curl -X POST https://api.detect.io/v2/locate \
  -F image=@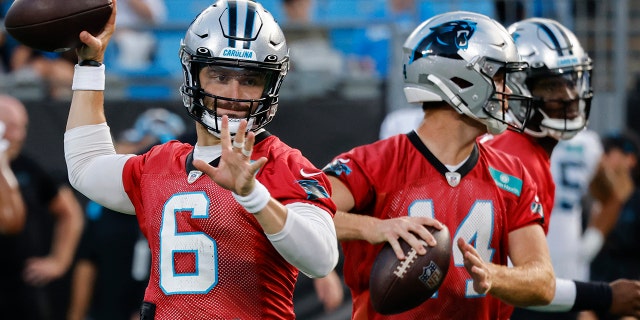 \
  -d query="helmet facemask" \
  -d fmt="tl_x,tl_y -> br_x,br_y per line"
521,69 -> 592,140
470,56 -> 534,134
508,17 -> 593,140
181,58 -> 286,137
